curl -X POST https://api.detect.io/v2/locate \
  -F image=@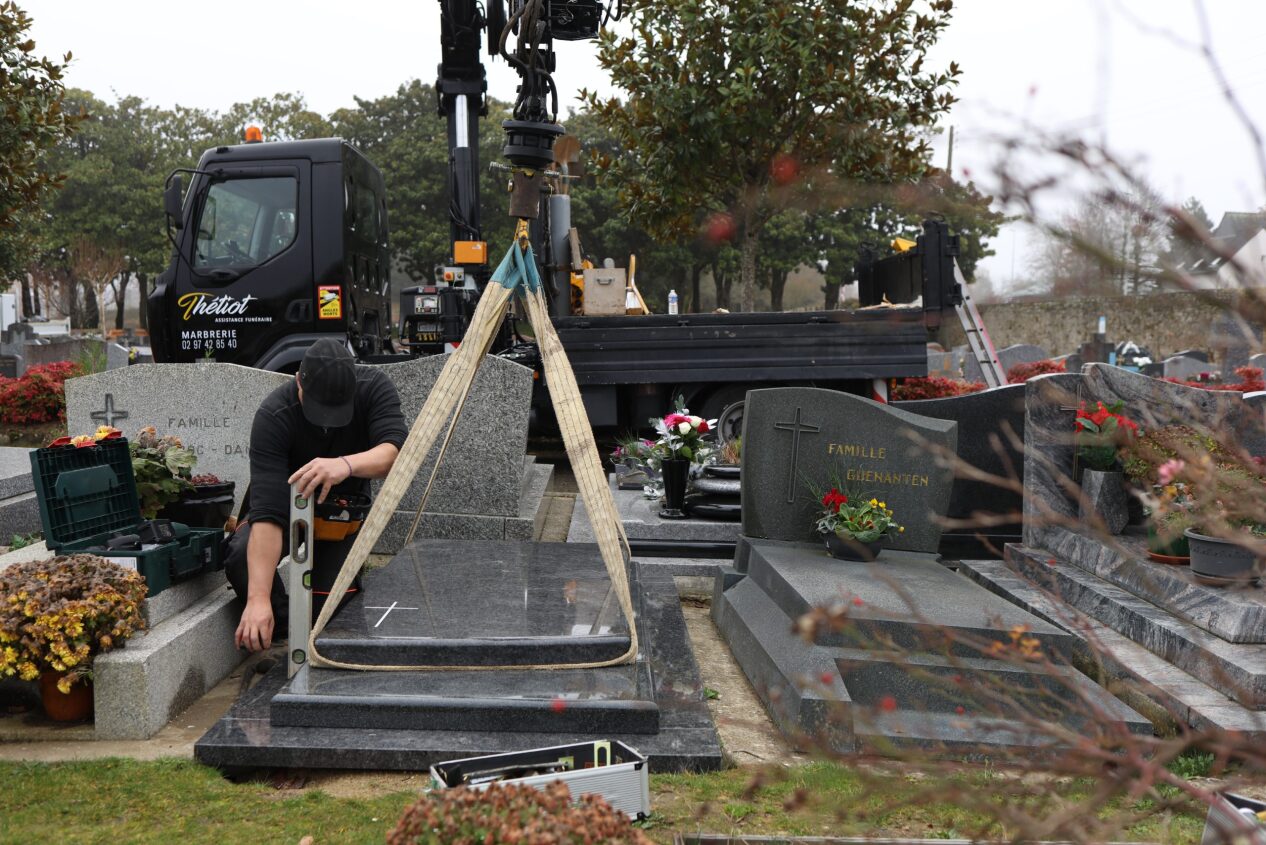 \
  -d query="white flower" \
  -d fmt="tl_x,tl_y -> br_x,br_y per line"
688,416 -> 703,427
677,421 -> 691,435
